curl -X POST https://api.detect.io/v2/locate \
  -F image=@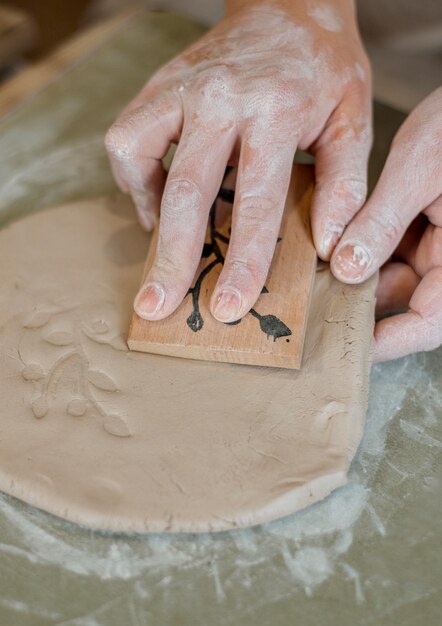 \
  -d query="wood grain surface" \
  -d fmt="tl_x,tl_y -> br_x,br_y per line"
128,164 -> 317,369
